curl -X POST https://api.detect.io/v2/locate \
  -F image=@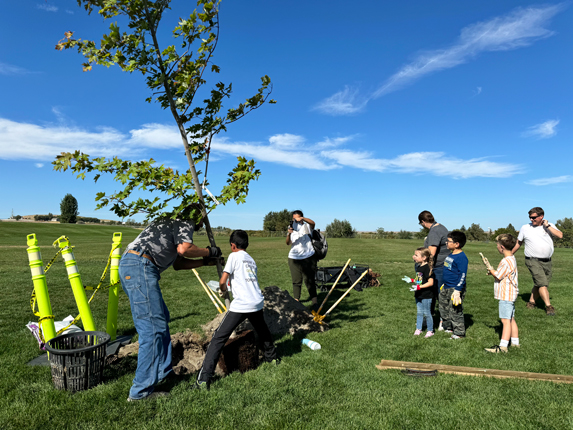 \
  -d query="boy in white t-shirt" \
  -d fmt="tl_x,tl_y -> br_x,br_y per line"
484,234 -> 519,353
192,230 -> 278,390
